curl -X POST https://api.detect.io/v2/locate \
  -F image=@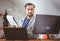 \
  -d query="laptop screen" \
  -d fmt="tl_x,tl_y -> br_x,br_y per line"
33,14 -> 60,34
